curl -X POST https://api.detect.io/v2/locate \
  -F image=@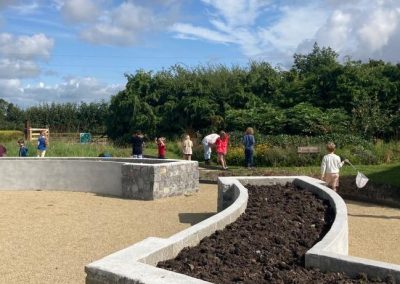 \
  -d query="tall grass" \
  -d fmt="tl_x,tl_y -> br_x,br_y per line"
0,140 -> 183,158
